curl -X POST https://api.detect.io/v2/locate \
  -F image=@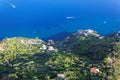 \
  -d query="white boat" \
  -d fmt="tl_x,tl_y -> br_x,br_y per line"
66,16 -> 76,19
